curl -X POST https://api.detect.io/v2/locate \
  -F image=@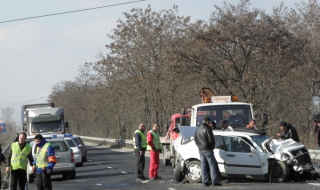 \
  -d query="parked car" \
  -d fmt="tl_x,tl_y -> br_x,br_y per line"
28,138 -> 76,180
173,126 -> 319,183
64,137 -> 83,166
69,135 -> 88,162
